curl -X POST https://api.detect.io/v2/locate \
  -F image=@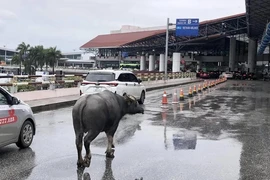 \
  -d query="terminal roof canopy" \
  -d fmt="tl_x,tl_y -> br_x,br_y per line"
246,0 -> 270,38
80,13 -> 247,51
80,30 -> 166,49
